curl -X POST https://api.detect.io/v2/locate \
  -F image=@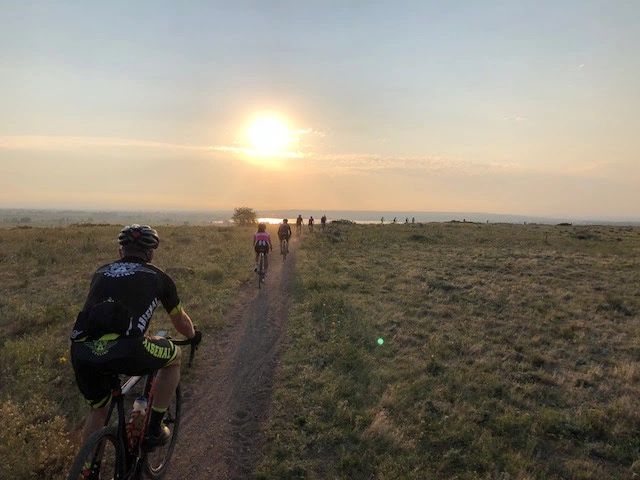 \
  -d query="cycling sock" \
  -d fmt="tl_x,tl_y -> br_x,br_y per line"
83,460 -> 100,474
148,406 -> 167,436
